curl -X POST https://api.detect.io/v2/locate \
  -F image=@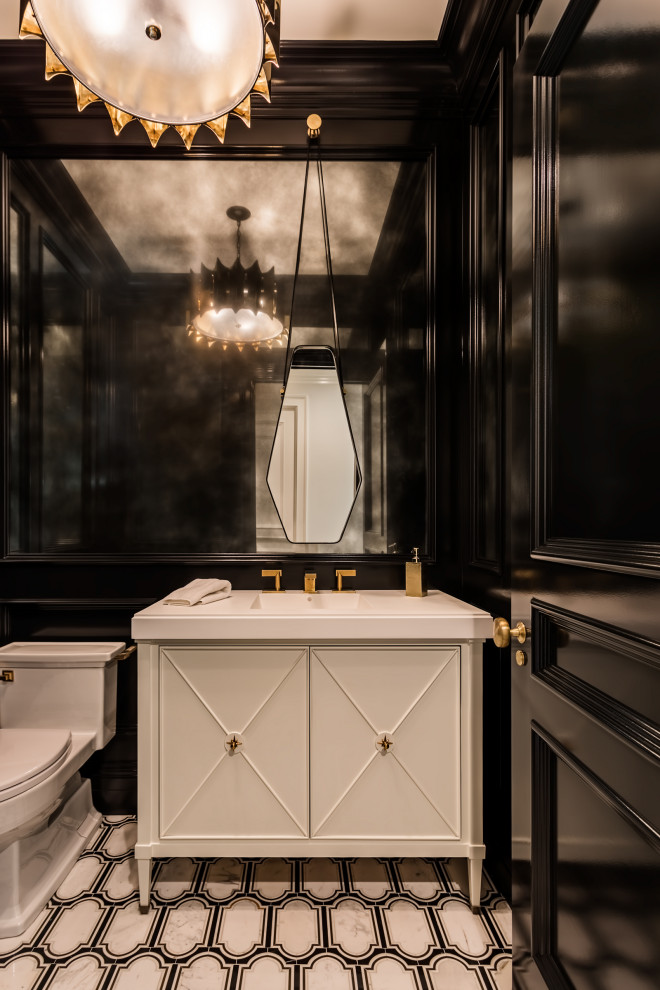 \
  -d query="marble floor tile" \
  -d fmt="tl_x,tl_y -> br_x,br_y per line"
347,858 -> 391,900
44,901 -> 105,958
304,955 -> 355,990
303,858 -> 342,900
427,957 -> 485,989
435,900 -> 493,957
217,898 -> 265,956
365,956 -> 419,990
203,858 -> 244,901
0,817 -> 511,990
109,955 -> 168,990
100,820 -> 137,858
43,954 -> 105,990
159,900 -> 212,957
395,859 -> 442,900
154,858 -> 197,900
103,859 -> 140,901
0,953 -> 45,990
239,955 -> 290,990
275,900 -> 320,957
102,901 -> 158,957
252,858 -> 292,900
490,898 -> 512,946
329,899 -> 378,957
383,900 -> 435,957
55,856 -> 104,901
490,957 -> 513,990
173,954 -> 230,990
